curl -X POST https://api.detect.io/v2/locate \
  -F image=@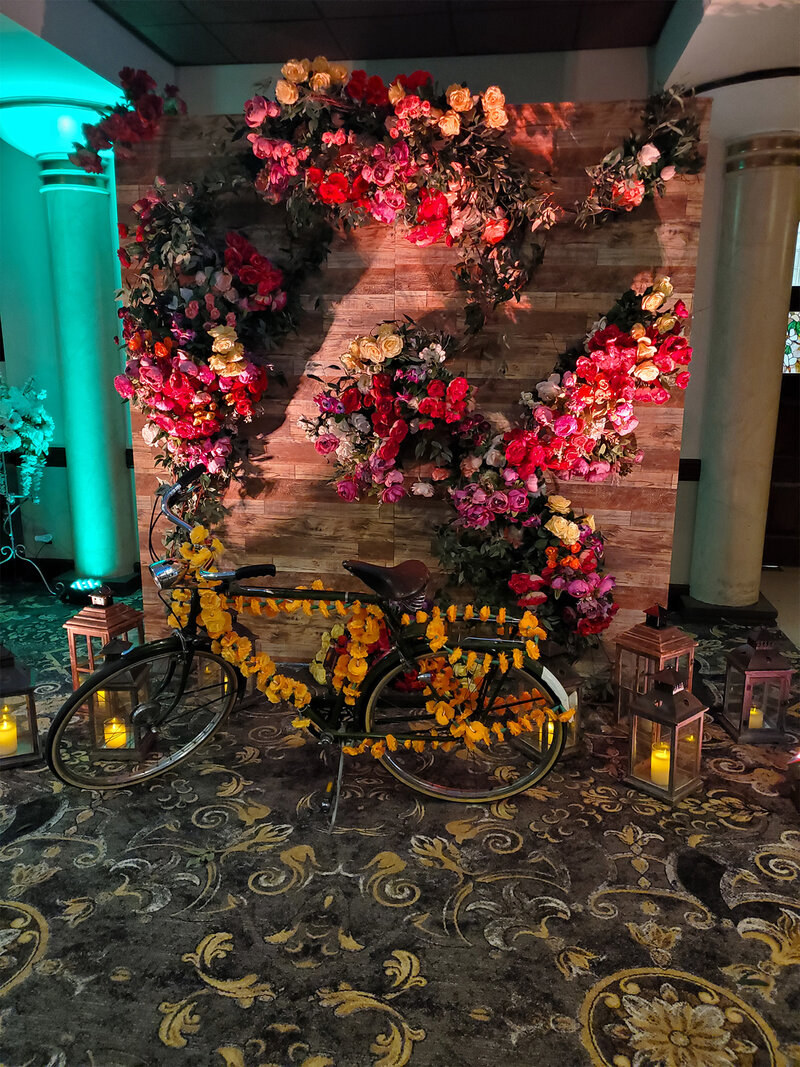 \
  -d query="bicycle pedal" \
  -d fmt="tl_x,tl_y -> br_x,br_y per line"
320,779 -> 334,812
